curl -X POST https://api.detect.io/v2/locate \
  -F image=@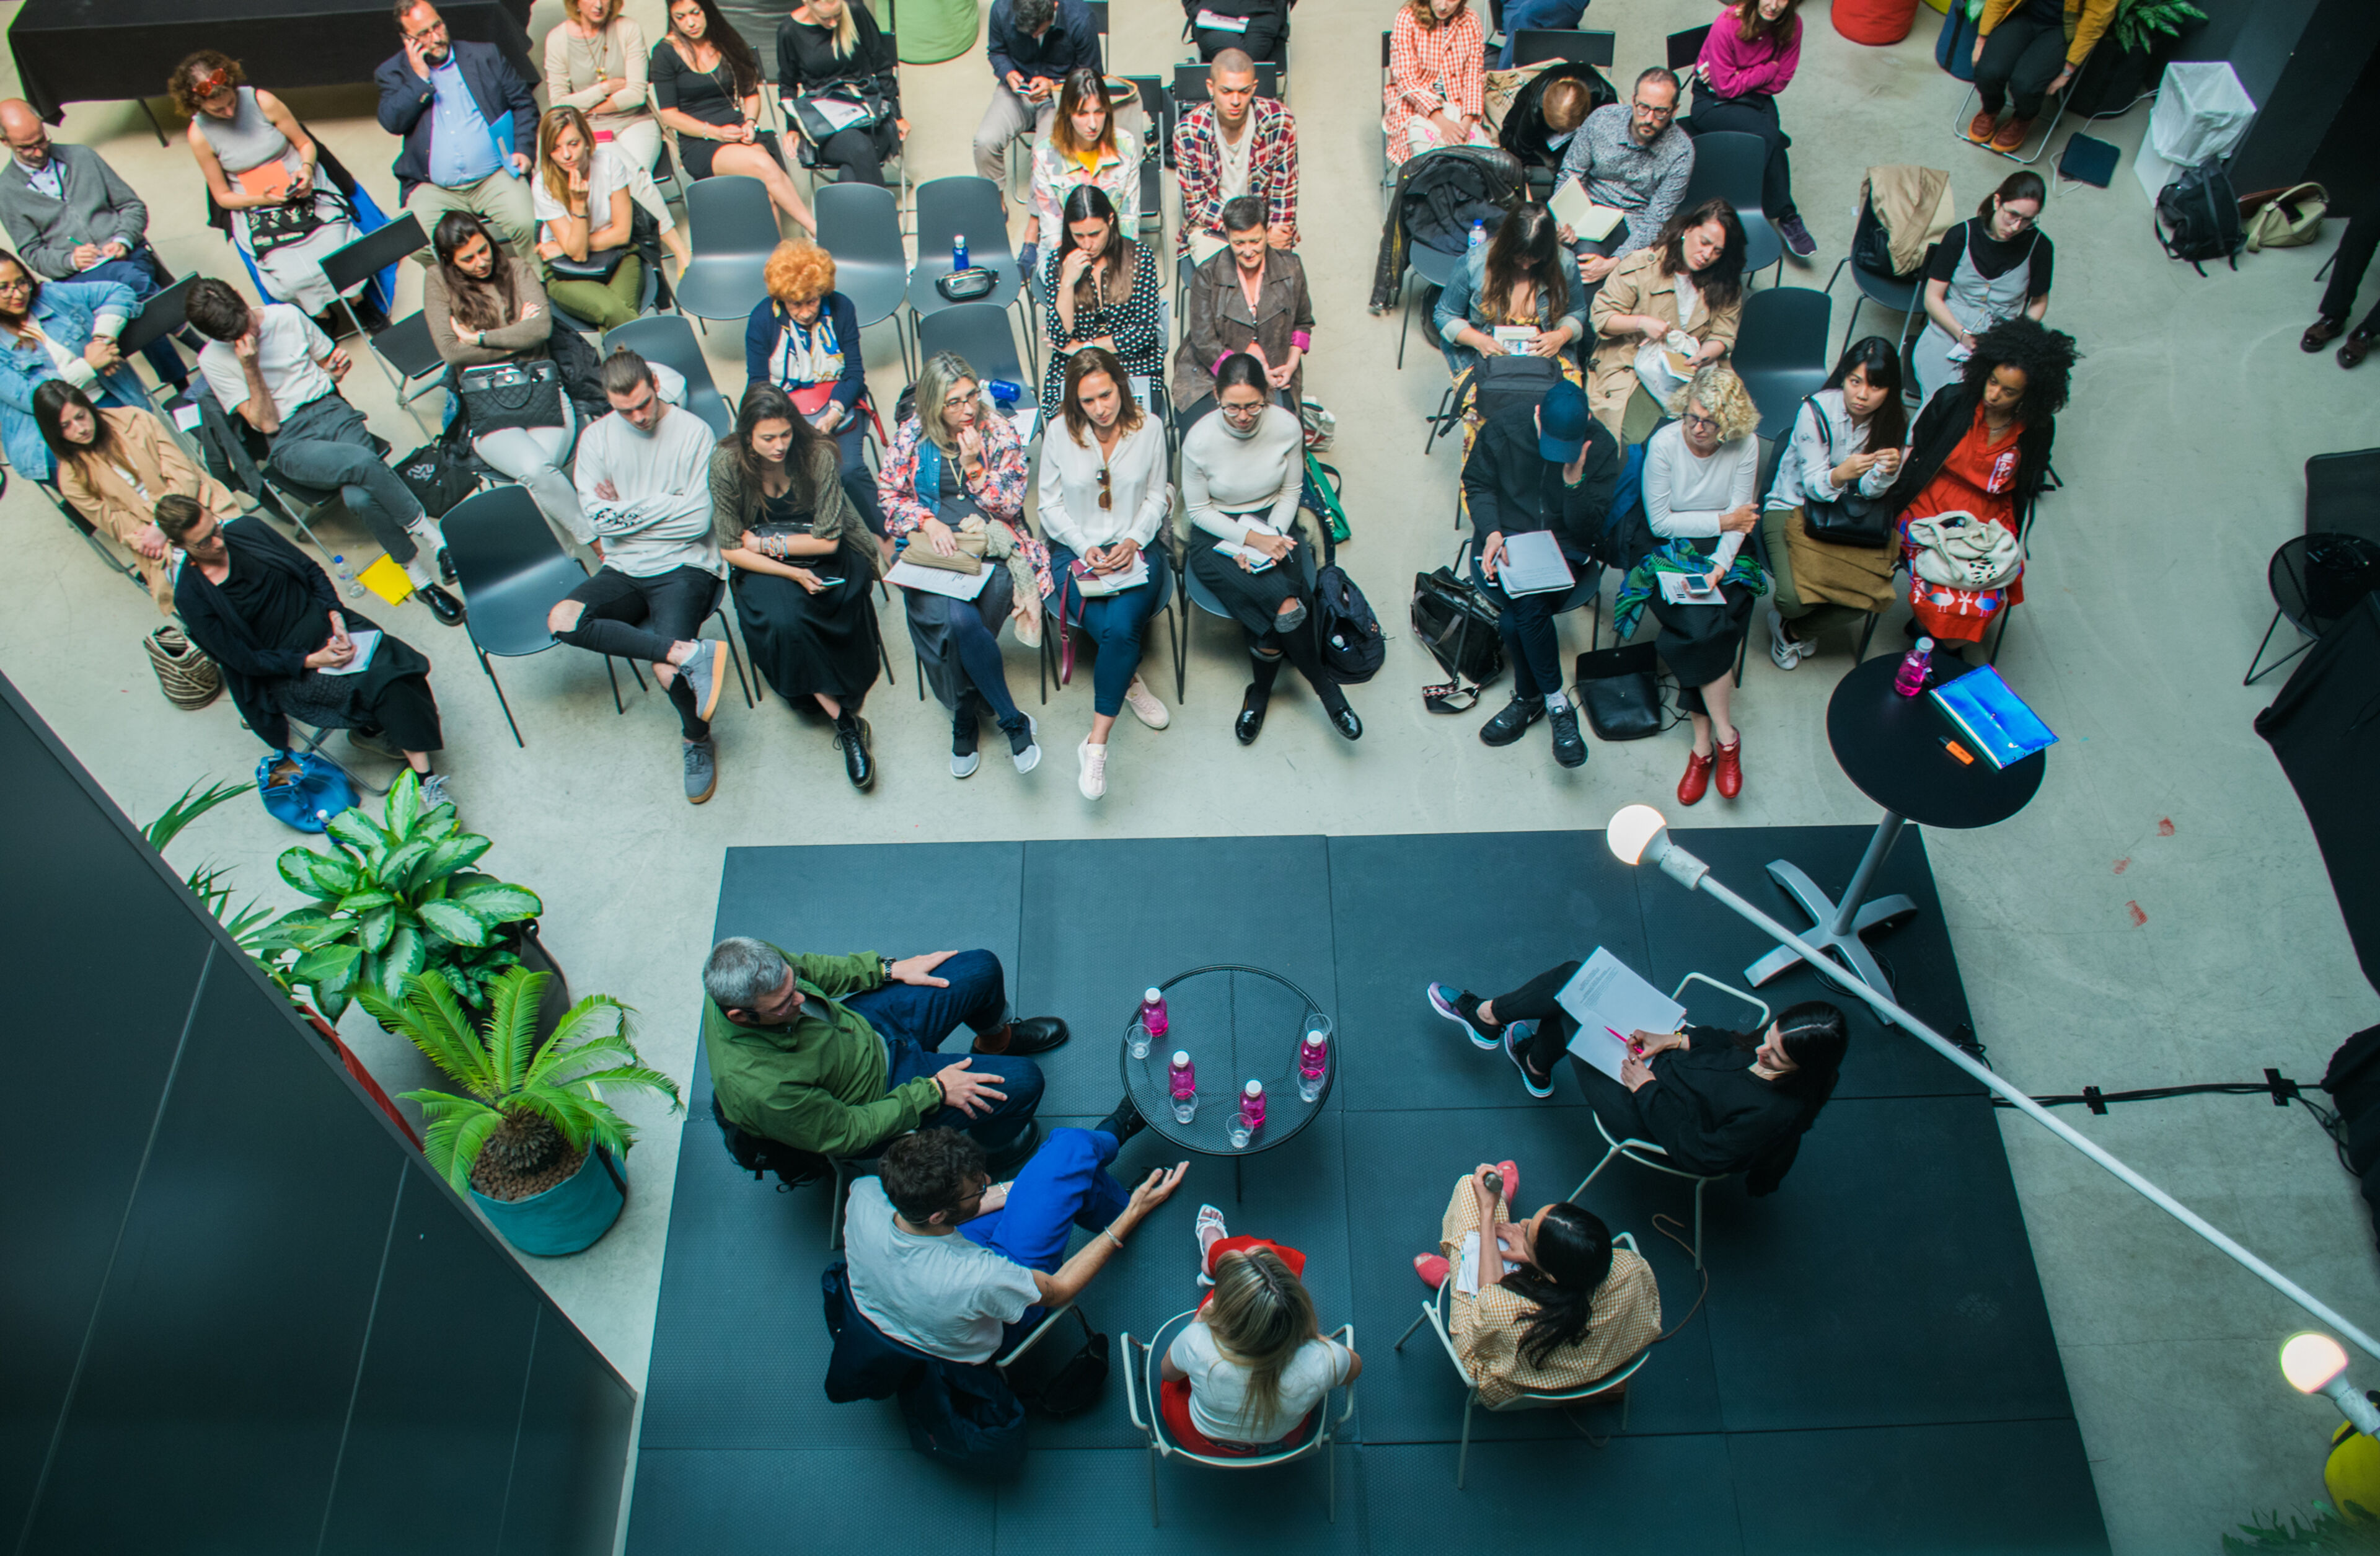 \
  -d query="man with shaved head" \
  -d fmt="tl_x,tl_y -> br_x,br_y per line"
1171,47 -> 1298,262
0,99 -> 188,387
